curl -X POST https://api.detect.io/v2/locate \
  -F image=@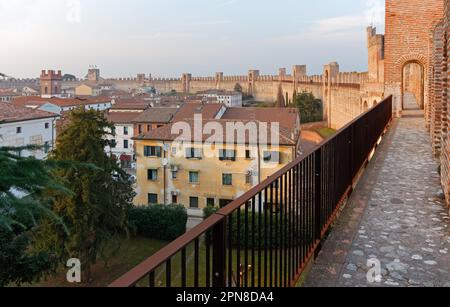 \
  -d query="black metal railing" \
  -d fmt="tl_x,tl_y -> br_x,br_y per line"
110,96 -> 393,288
